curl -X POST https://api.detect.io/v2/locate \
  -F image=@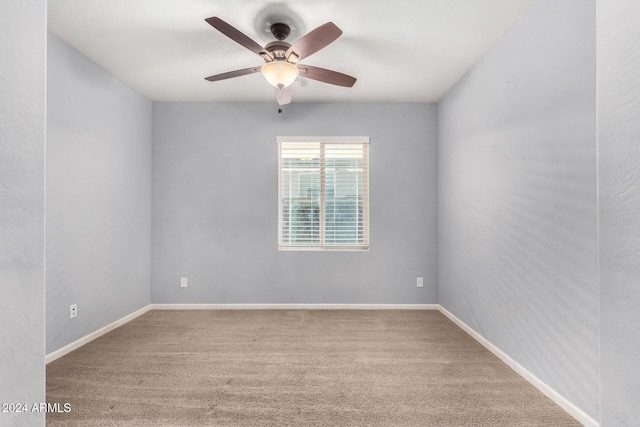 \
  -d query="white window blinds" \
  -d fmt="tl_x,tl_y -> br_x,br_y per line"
278,137 -> 369,250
